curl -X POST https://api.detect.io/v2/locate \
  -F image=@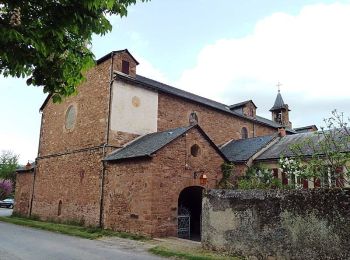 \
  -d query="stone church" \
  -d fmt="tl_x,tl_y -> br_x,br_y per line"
15,49 -> 315,238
